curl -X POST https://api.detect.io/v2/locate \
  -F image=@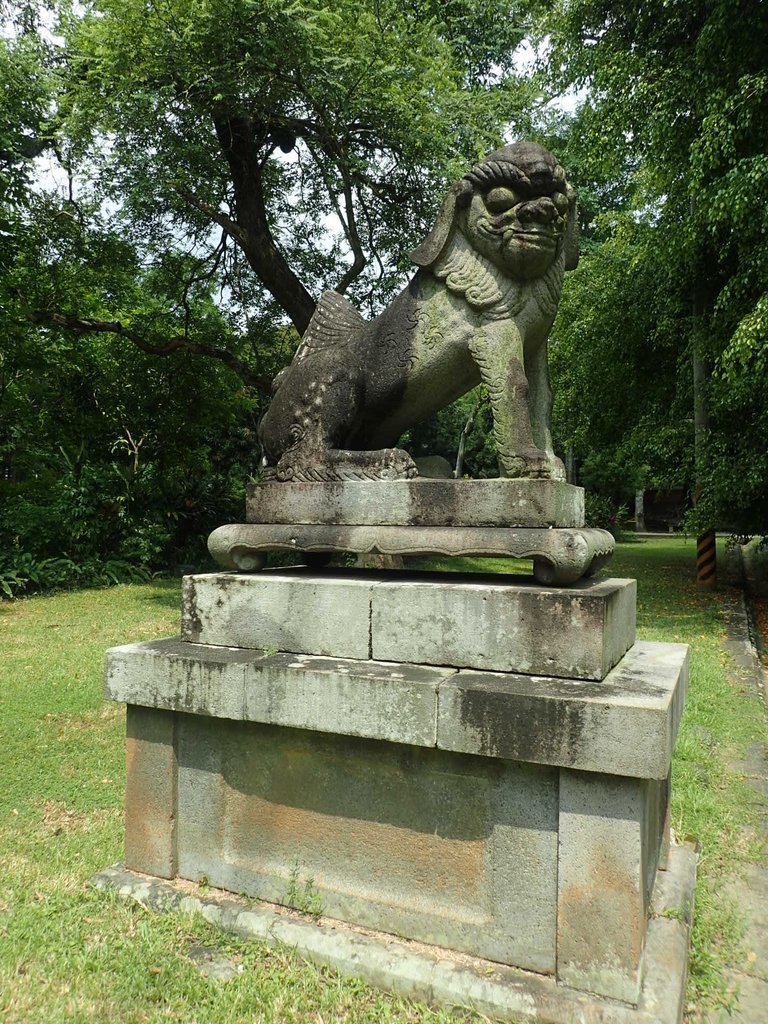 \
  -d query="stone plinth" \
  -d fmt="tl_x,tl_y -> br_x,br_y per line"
246,478 -> 585,528
210,478 -> 615,587
181,570 -> 636,681
106,638 -> 685,779
104,570 -> 690,1014
106,644 -> 683,991
208,522 -> 615,585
